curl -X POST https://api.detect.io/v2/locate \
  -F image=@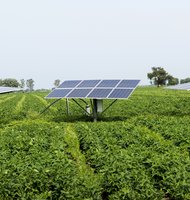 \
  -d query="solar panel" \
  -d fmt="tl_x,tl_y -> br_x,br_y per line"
67,89 -> 92,98
58,80 -> 81,88
77,80 -> 101,88
46,79 -> 140,99
46,89 -> 72,98
117,80 -> 140,88
108,89 -> 133,99
0,87 -> 22,94
167,83 -> 190,90
87,89 -> 112,98
97,80 -> 120,88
